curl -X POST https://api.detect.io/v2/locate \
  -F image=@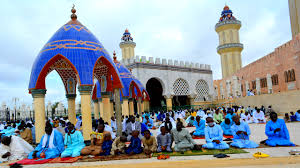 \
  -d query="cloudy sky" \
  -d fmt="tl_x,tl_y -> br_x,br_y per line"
0,0 -> 291,108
